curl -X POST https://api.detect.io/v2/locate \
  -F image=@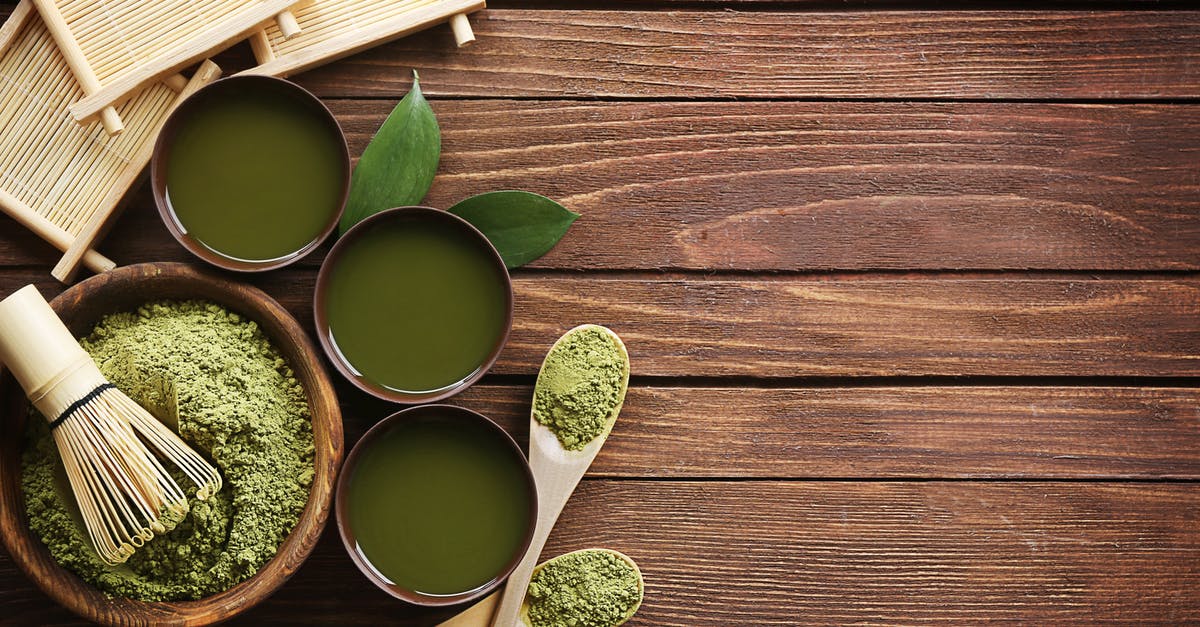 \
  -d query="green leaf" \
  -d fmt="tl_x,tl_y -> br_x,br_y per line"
339,71 -> 440,234
448,191 -> 580,269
